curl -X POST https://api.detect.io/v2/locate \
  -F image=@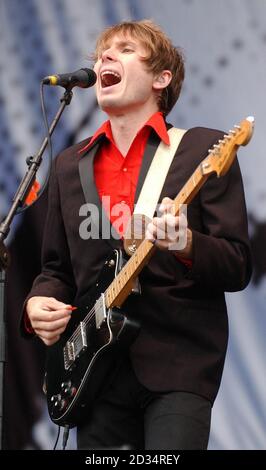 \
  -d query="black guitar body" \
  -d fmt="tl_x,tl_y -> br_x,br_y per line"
45,249 -> 140,427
